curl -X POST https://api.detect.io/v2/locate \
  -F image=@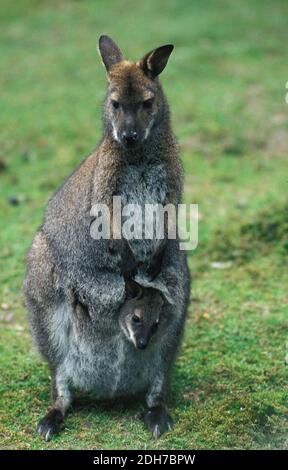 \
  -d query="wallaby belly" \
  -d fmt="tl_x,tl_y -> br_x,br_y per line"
62,339 -> 153,397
